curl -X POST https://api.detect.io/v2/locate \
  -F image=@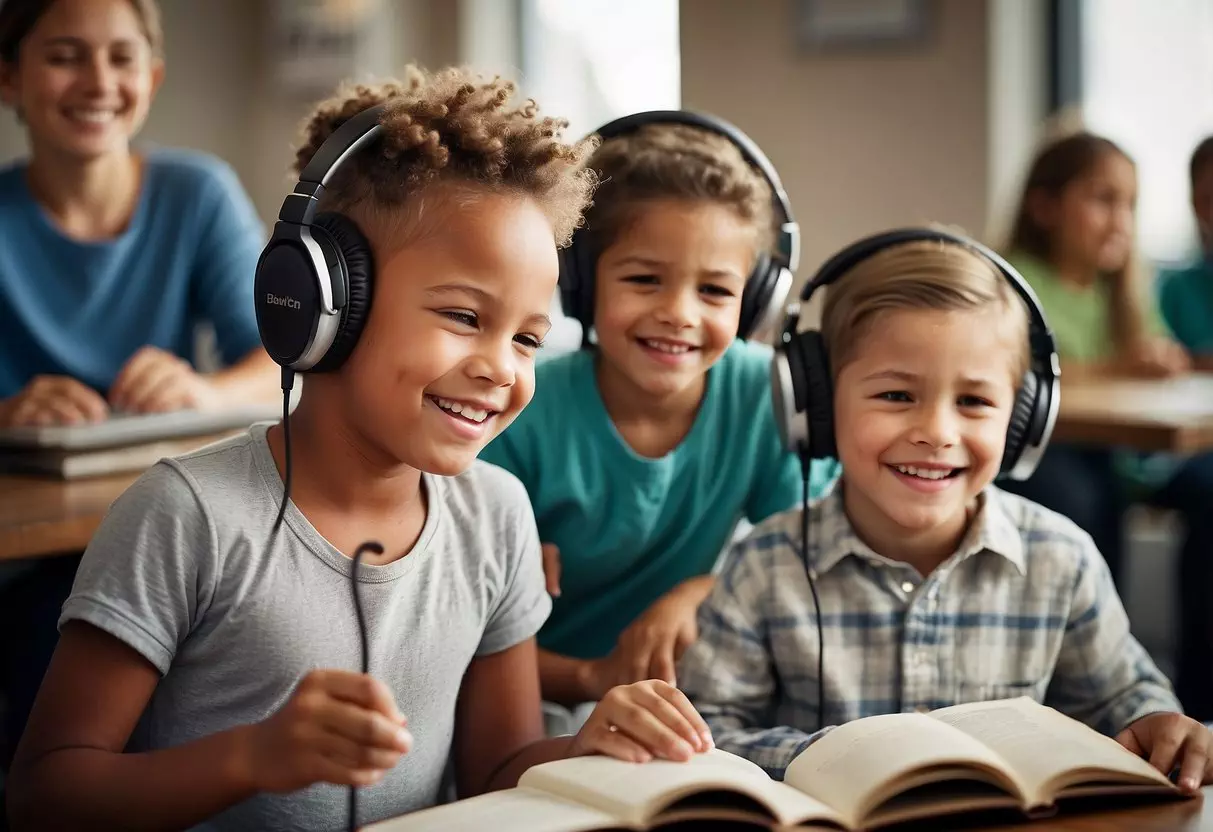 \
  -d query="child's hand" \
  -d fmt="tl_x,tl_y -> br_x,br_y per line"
242,670 -> 413,794
567,680 -> 713,764
591,580 -> 707,695
541,543 -> 561,597
1116,711 -> 1213,793
109,346 -> 221,413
